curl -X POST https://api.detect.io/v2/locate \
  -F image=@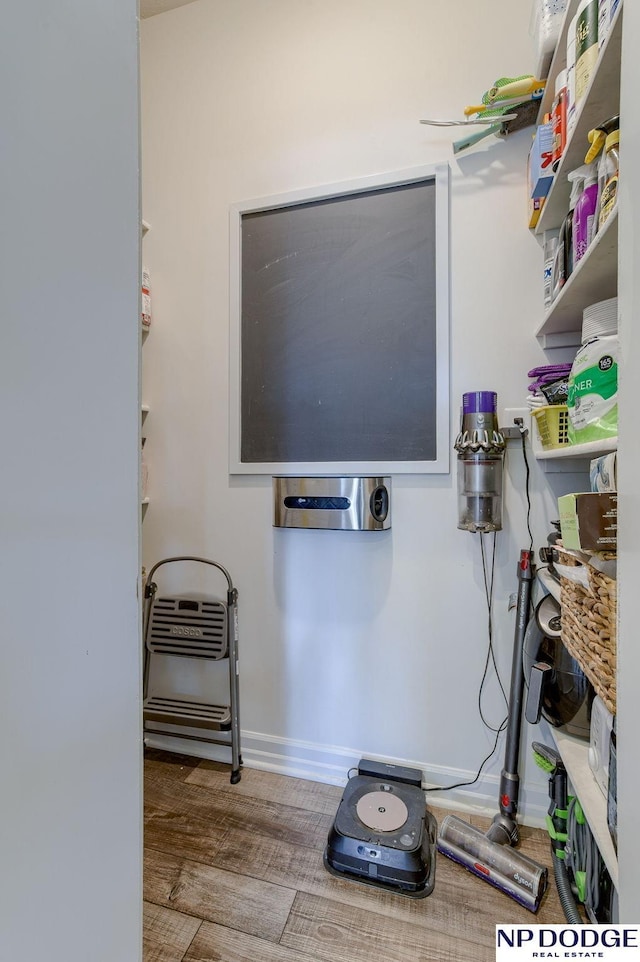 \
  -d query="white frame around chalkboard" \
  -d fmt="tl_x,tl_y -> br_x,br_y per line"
229,163 -> 450,475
